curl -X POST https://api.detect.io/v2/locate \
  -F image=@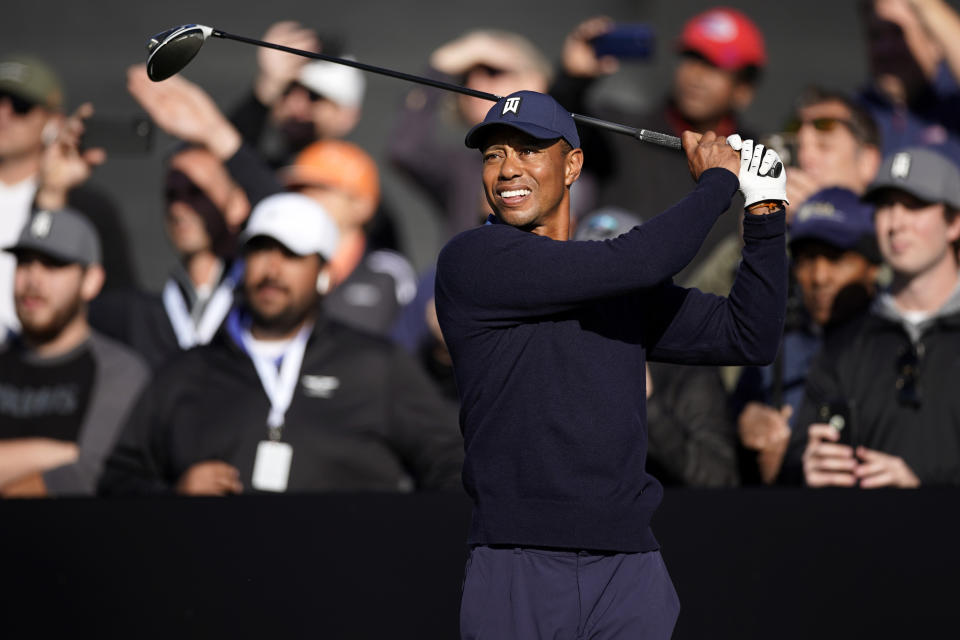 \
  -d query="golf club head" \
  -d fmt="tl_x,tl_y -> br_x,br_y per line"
146,24 -> 213,81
